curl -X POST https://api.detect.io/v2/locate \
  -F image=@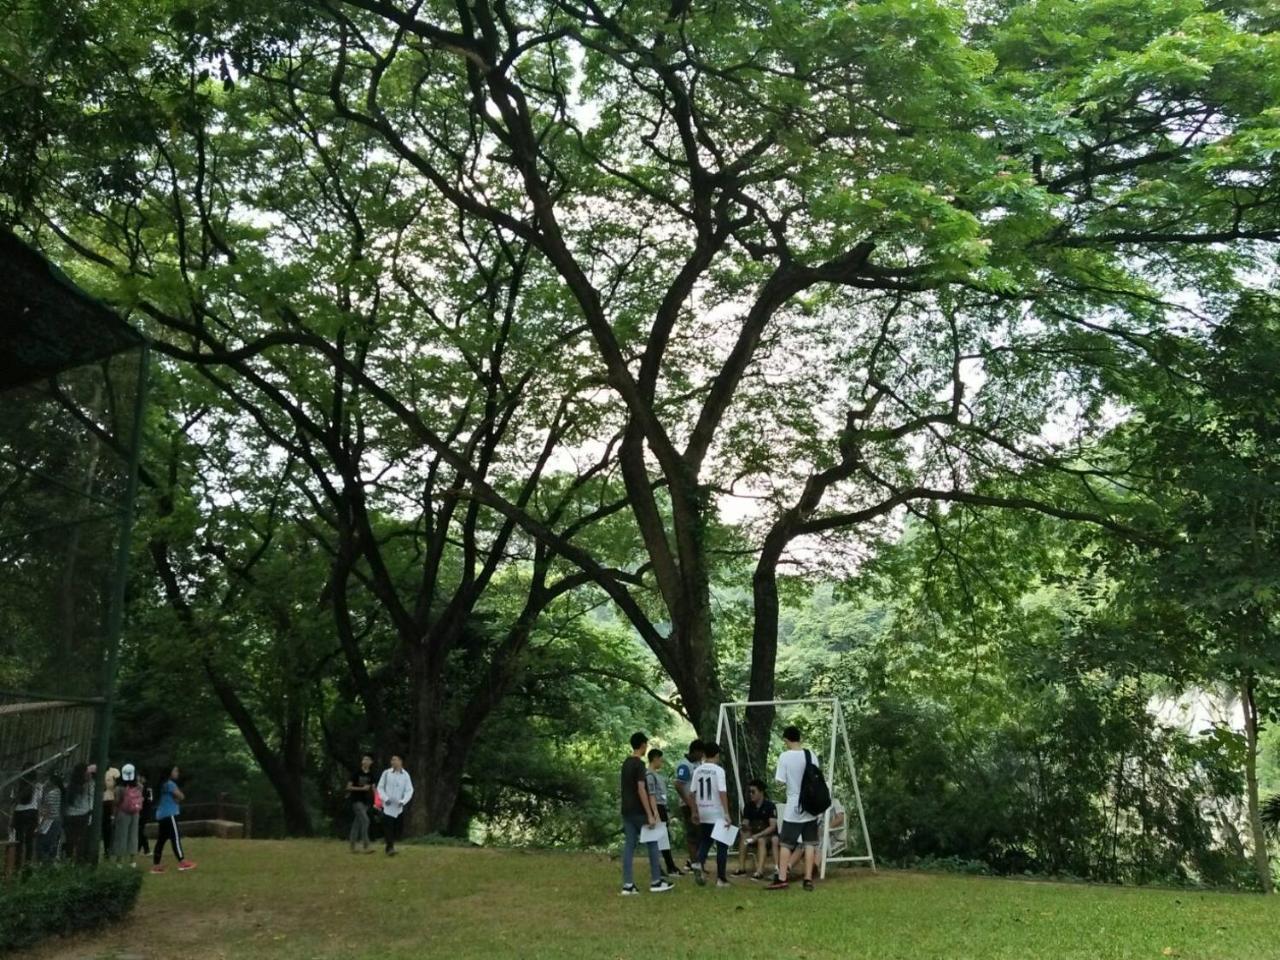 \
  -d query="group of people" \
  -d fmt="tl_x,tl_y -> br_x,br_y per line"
345,753 -> 414,856
7,760 -> 196,874
619,726 -> 845,895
